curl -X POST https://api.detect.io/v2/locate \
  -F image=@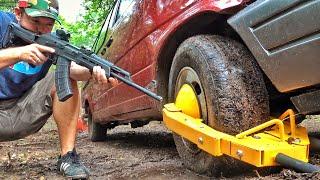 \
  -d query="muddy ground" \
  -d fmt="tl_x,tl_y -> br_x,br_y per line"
1,116 -> 320,179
